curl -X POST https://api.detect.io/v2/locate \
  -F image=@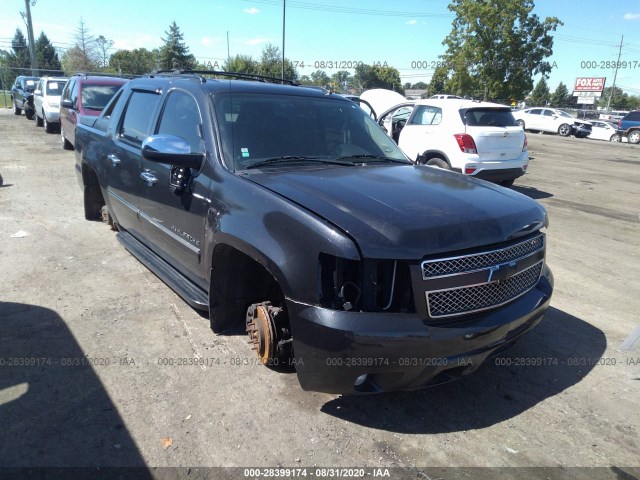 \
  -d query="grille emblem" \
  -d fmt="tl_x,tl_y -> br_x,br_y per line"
487,261 -> 517,283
